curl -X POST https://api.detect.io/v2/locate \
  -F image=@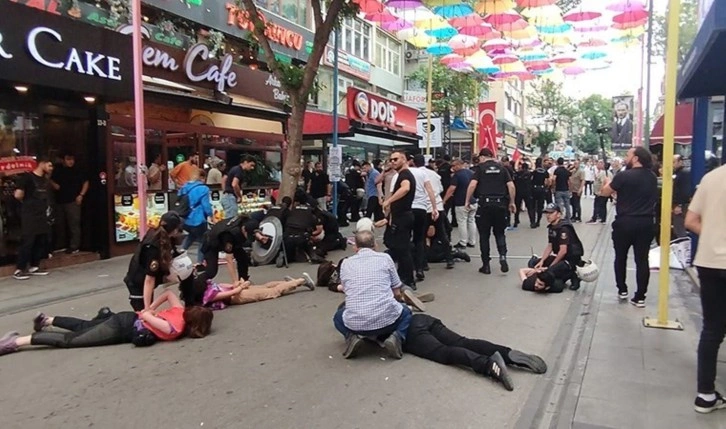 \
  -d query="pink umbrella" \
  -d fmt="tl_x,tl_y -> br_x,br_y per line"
563,10 -> 602,22
448,62 -> 473,72
458,23 -> 496,37
563,65 -> 585,75
382,18 -> 413,31
448,34 -> 480,50
517,0 -> 556,7
578,38 -> 608,48
573,23 -> 609,33
483,38 -> 511,51
518,72 -> 537,81
449,14 -> 485,28
365,10 -> 398,23
353,0 -> 384,14
613,9 -> 649,25
525,61 -> 551,70
492,53 -> 519,64
484,11 -> 523,27
440,53 -> 464,65
385,0 -> 423,9
551,53 -> 576,64
606,0 -> 646,13
497,18 -> 529,32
